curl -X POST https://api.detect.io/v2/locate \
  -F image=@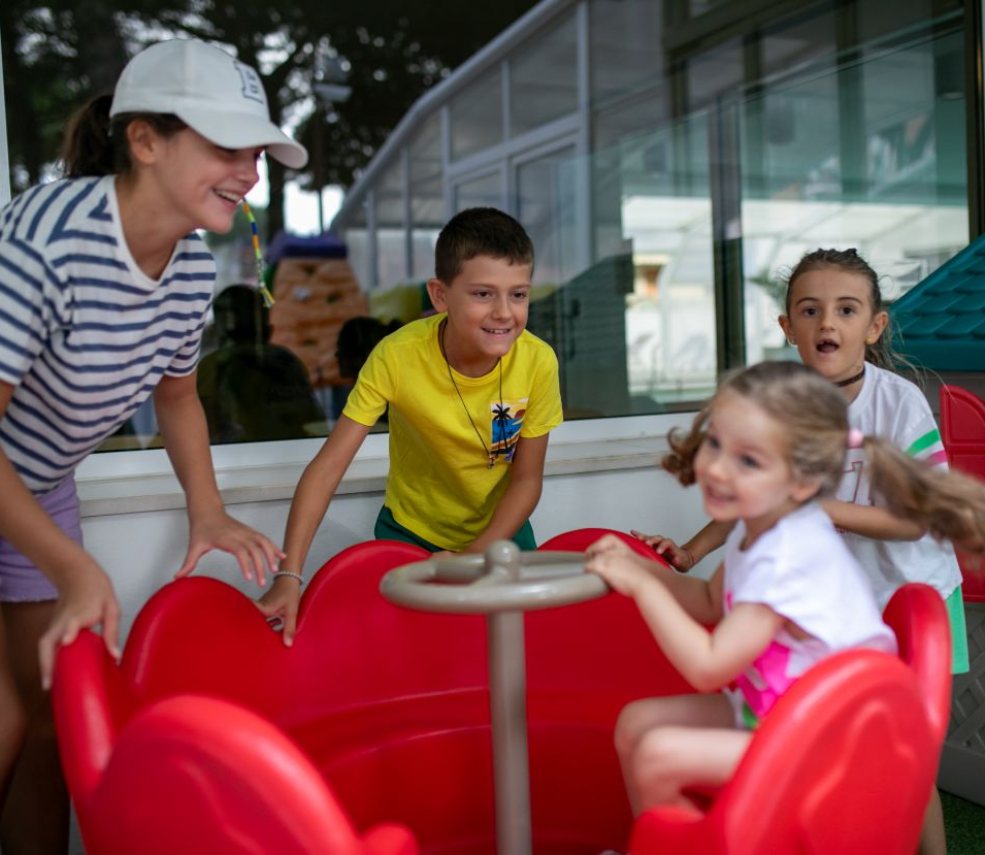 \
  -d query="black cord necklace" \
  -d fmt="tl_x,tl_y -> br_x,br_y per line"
440,319 -> 504,468
835,366 -> 866,388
